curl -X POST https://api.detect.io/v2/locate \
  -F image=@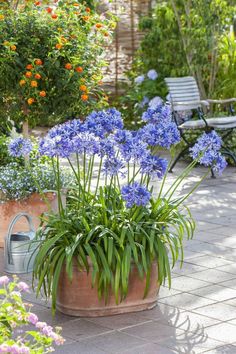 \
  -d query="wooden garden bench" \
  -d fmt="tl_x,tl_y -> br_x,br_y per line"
165,76 -> 236,172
